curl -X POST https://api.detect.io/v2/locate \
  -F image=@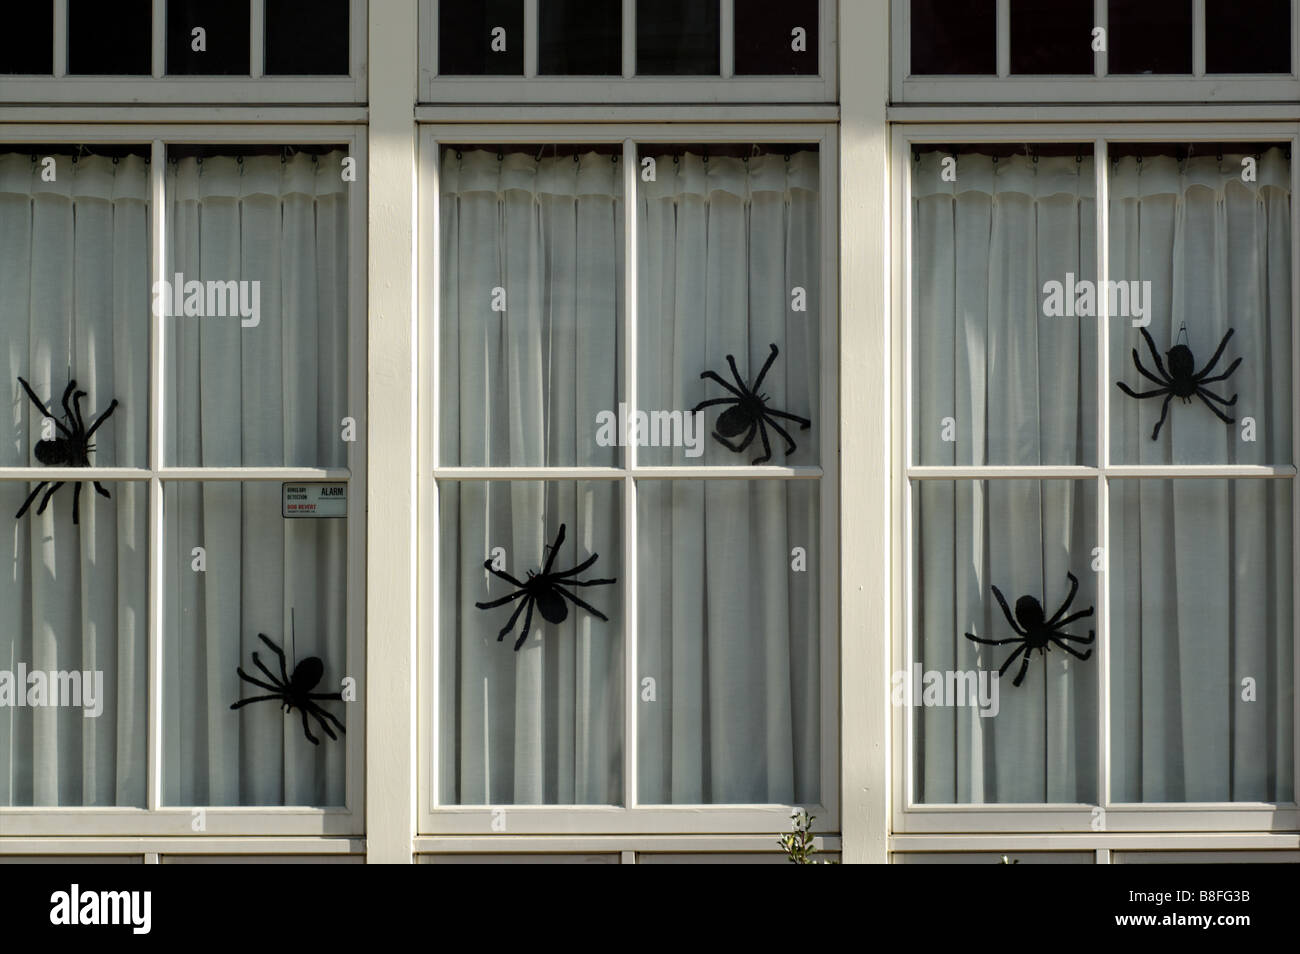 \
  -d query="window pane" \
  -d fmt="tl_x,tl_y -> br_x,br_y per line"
167,0 -> 251,75
911,145 -> 1097,466
1108,144 -> 1291,465
637,145 -> 819,467
539,0 -> 620,75
438,0 -> 524,75
0,0 -> 53,74
912,480 -> 1098,804
164,481 -> 349,806
68,0 -> 151,75
1009,0 -> 1094,75
1107,0 -> 1191,74
910,0 -> 996,75
1207,0 -> 1290,73
2,148 -> 151,470
265,0 -> 349,75
638,480 -> 819,804
437,480 -> 623,806
439,146 -> 622,468
164,147 -> 351,468
636,0 -> 719,75
0,480 -> 148,807
1110,479 -> 1293,803
734,0 -> 818,76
